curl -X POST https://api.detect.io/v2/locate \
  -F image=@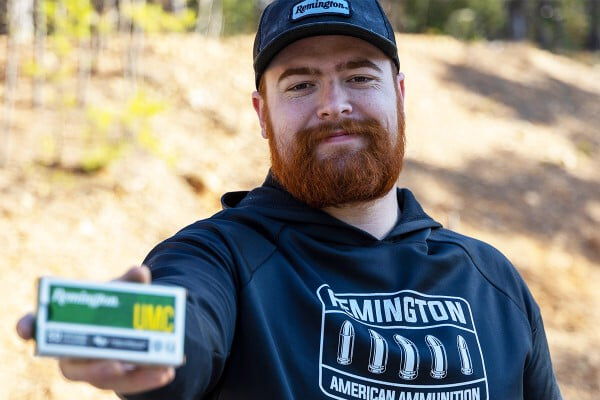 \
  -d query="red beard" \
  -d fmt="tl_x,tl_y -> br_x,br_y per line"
266,105 -> 405,209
